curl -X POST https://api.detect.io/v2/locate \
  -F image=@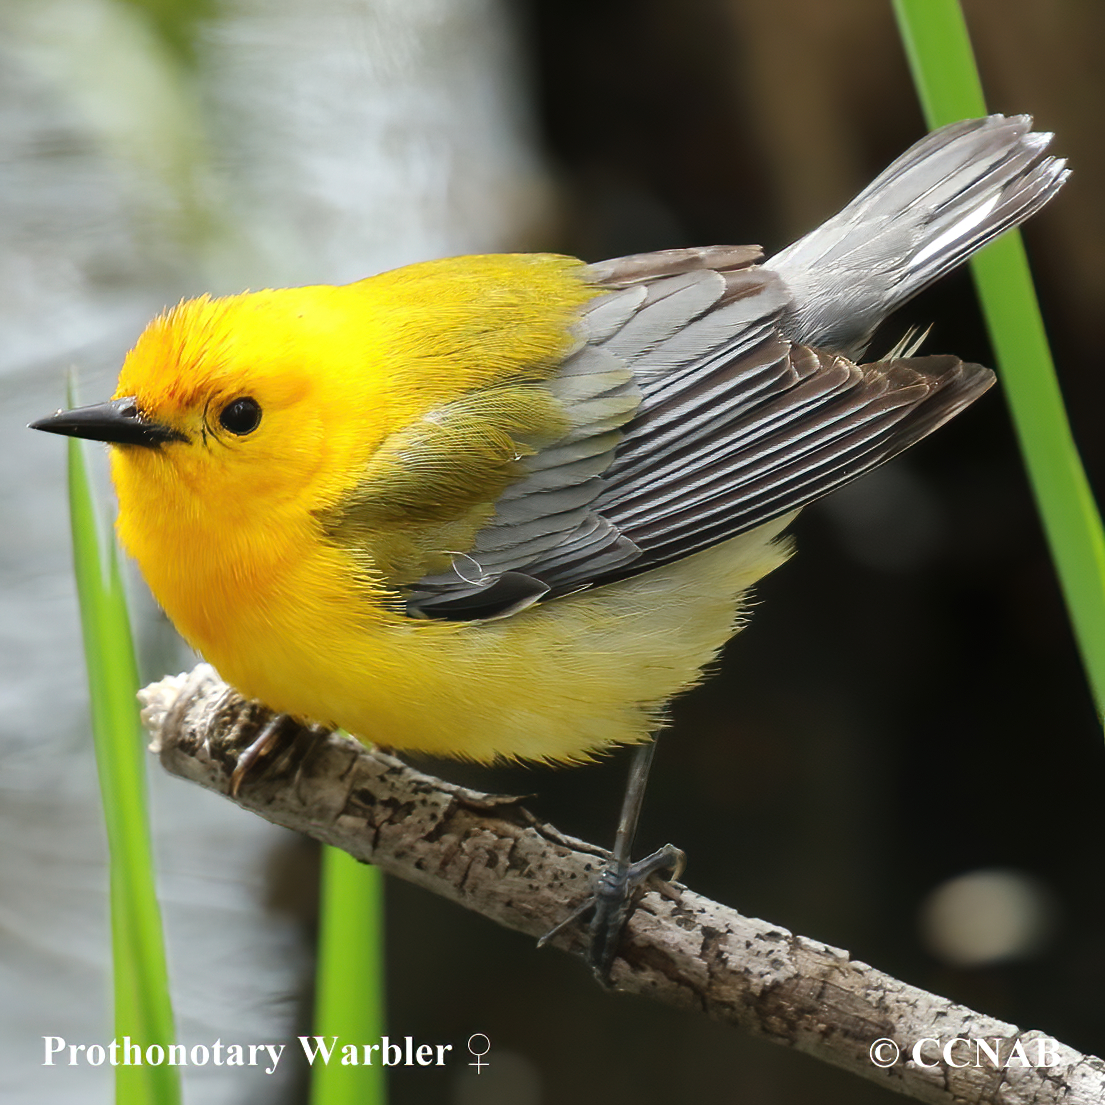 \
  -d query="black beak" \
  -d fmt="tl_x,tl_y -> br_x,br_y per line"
29,397 -> 186,448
